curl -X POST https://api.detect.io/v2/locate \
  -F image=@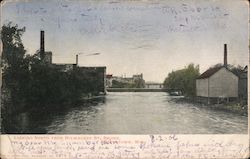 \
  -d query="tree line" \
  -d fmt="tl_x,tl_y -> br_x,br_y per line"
163,63 -> 200,97
1,23 -> 103,132
163,63 -> 246,98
